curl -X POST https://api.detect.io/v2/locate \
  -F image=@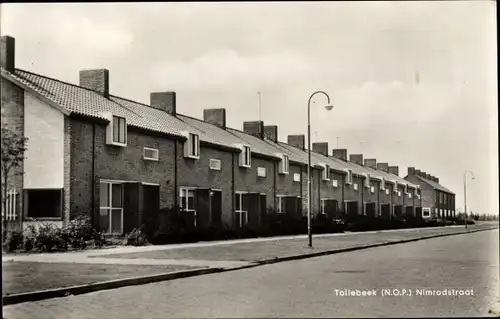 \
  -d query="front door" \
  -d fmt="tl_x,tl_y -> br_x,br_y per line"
210,190 -> 222,227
